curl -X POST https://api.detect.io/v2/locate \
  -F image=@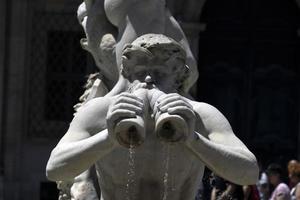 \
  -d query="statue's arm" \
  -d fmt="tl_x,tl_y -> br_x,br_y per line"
46,97 -> 116,181
186,102 -> 259,185
164,9 -> 198,90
